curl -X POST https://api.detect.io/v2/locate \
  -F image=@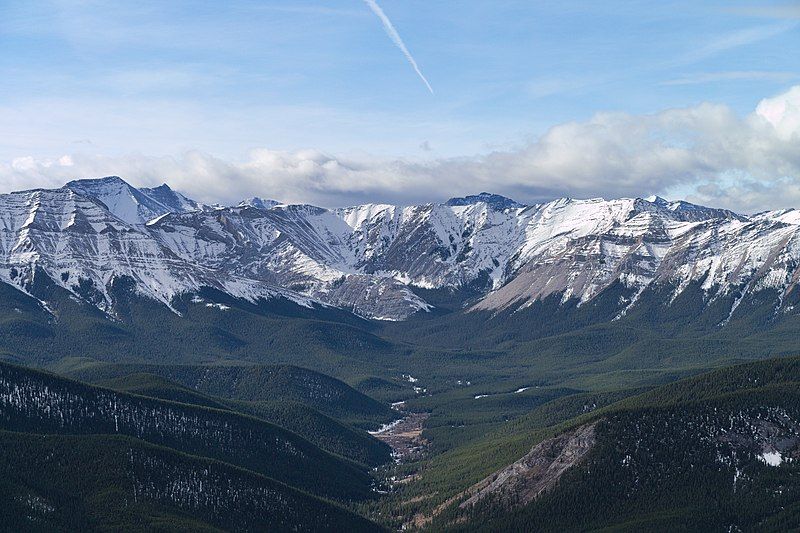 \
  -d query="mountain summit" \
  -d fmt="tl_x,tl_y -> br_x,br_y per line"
2,176 -> 800,323
65,176 -> 201,224
445,192 -> 526,210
